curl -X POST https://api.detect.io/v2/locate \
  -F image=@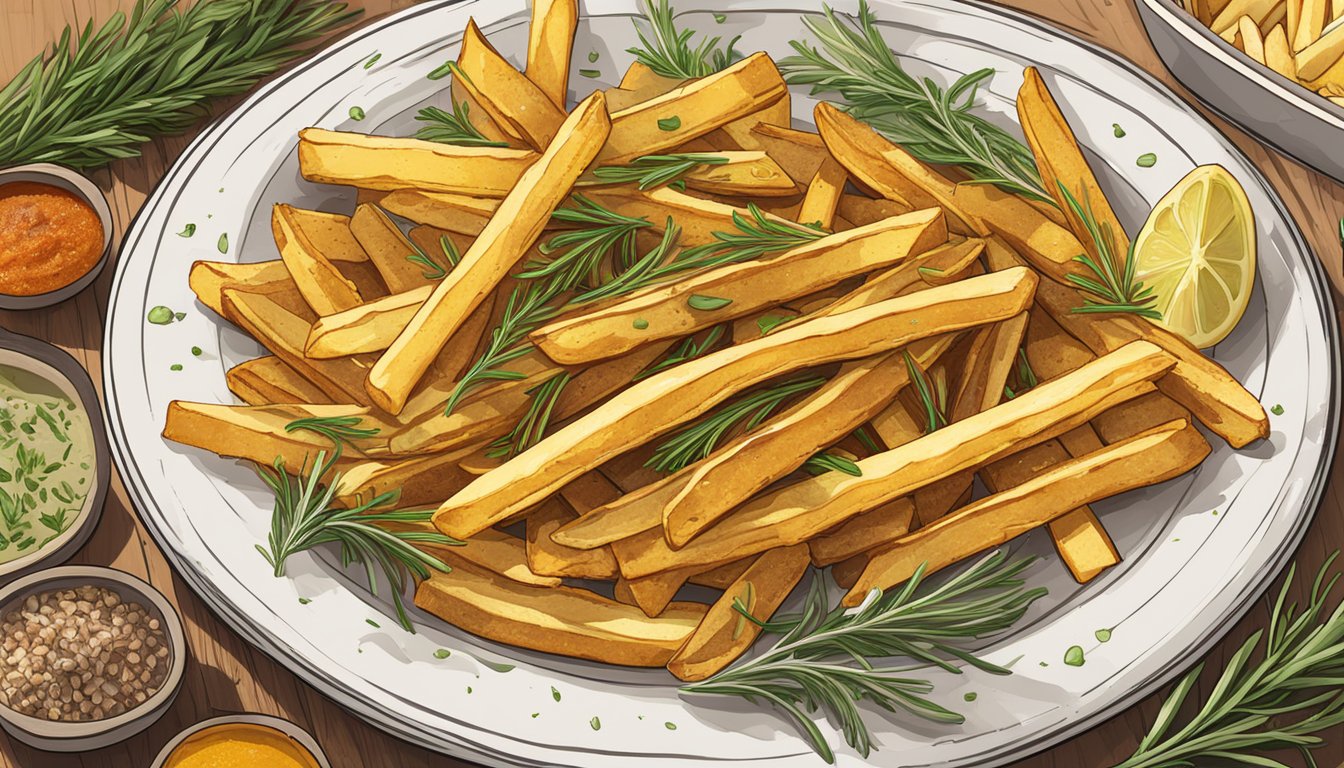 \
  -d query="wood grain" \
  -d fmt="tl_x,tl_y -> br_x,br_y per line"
0,0 -> 1341,767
